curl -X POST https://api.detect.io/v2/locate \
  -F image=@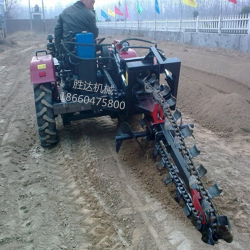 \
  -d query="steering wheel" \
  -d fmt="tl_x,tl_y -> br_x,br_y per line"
97,38 -> 105,44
